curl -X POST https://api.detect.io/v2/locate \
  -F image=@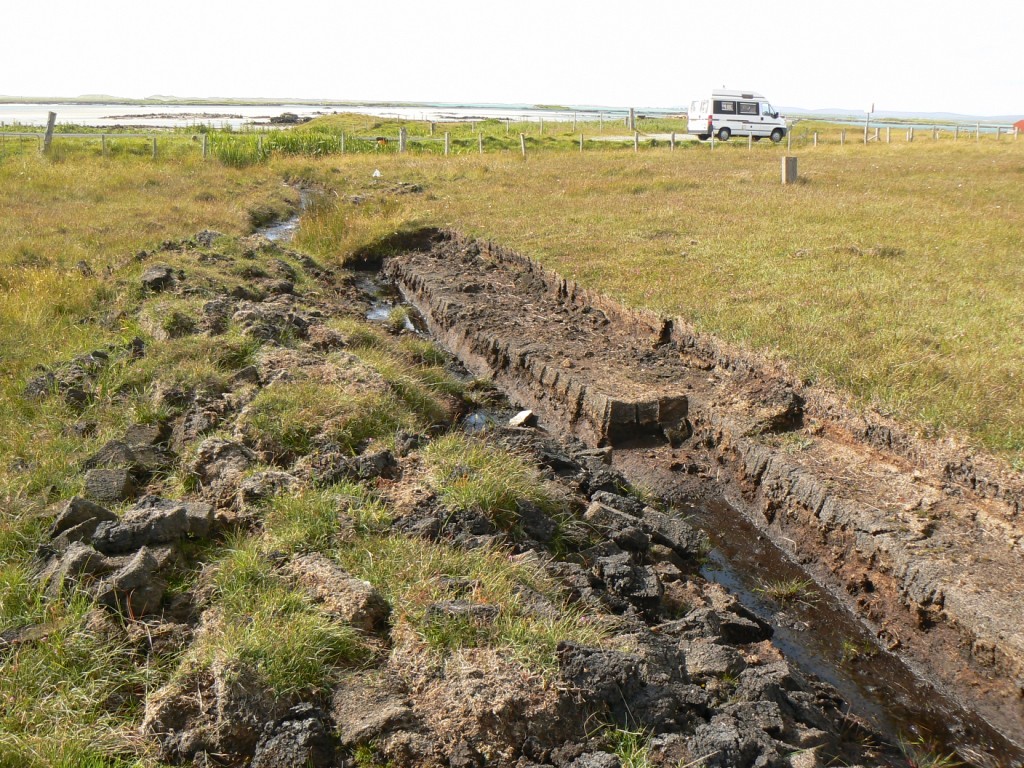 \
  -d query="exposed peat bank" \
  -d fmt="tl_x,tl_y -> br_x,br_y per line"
384,229 -> 1024,767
